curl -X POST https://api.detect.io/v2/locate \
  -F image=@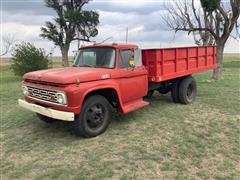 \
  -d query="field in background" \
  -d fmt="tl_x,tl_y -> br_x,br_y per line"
0,54 -> 240,179
0,56 -> 74,66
